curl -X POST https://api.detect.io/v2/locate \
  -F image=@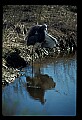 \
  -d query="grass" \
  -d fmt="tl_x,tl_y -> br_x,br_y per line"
2,5 -> 77,85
